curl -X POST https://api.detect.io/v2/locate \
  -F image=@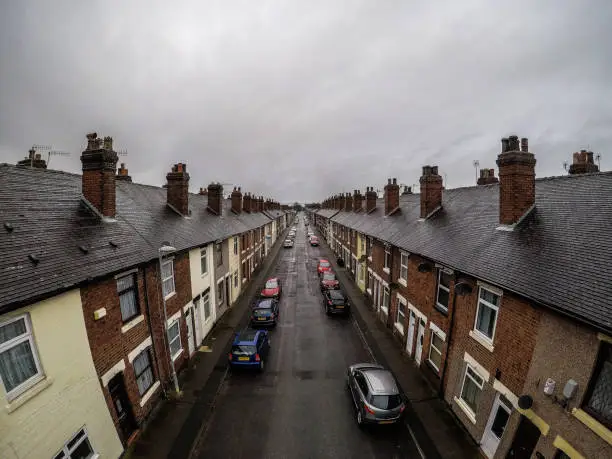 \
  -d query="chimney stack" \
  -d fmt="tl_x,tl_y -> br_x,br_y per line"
365,187 -> 377,213
419,166 -> 443,218
496,135 -> 536,225
207,182 -> 223,215
80,132 -> 119,218
231,187 -> 242,214
569,149 -> 599,175
17,148 -> 48,169
116,163 -> 132,182
353,190 -> 362,212
166,163 -> 190,216
402,185 -> 412,195
477,168 -> 499,186
384,178 -> 400,216
242,193 -> 251,213
345,192 -> 353,212
199,187 -> 207,195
